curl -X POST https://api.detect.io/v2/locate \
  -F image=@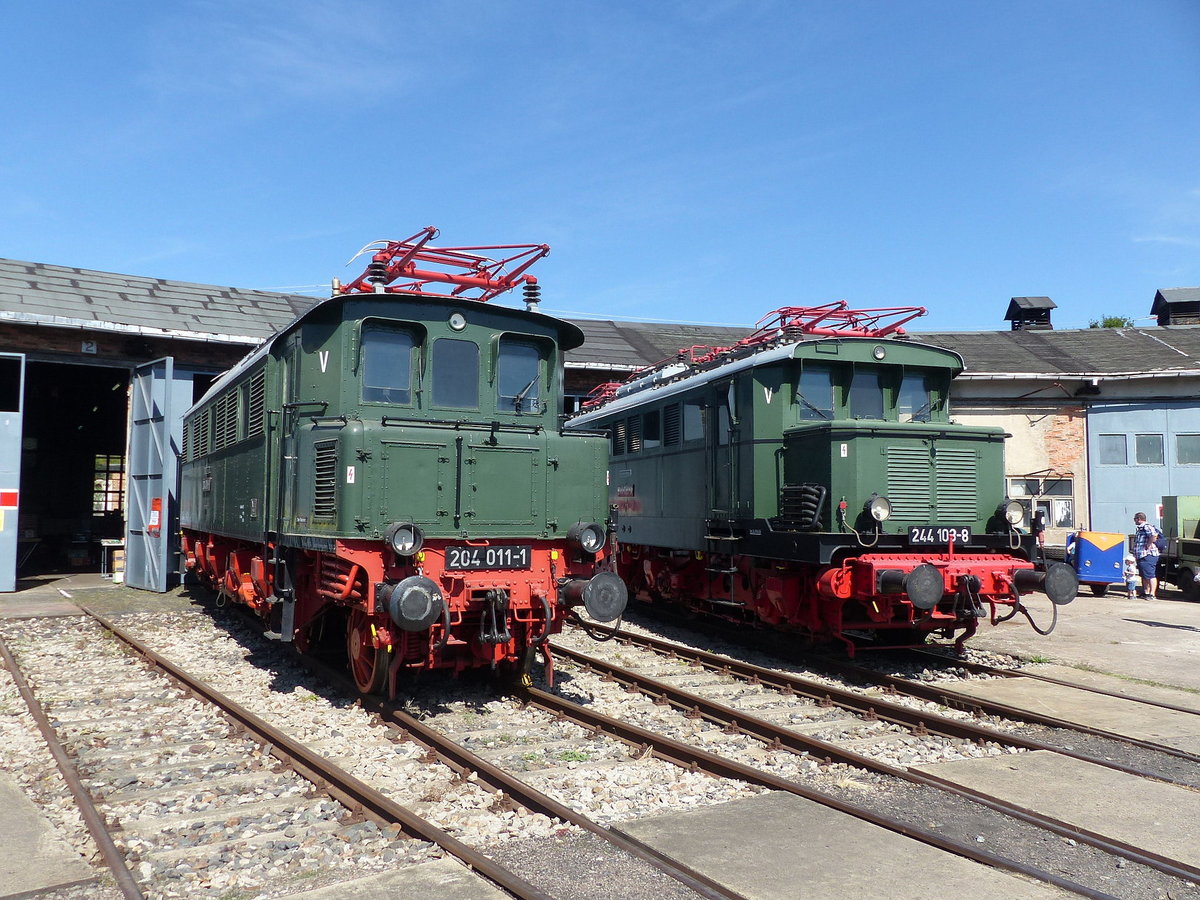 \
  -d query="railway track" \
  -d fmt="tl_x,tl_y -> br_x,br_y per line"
114,602 -> 1118,898
548,619 -> 1200,897
561,620 -> 1200,787
0,612 -> 558,900
7,598 -> 1198,900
